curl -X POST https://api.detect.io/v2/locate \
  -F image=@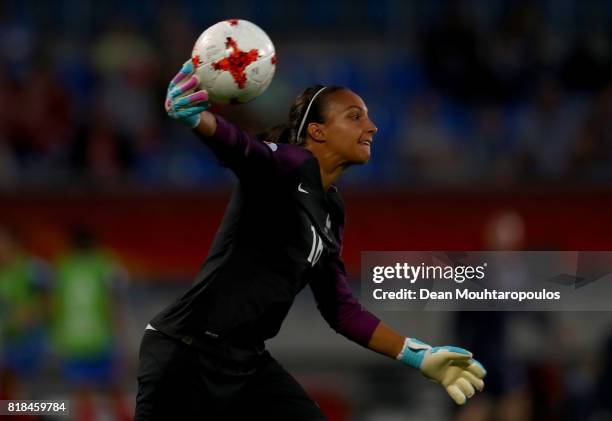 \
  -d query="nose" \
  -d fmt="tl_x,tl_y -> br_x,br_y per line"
367,118 -> 378,135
